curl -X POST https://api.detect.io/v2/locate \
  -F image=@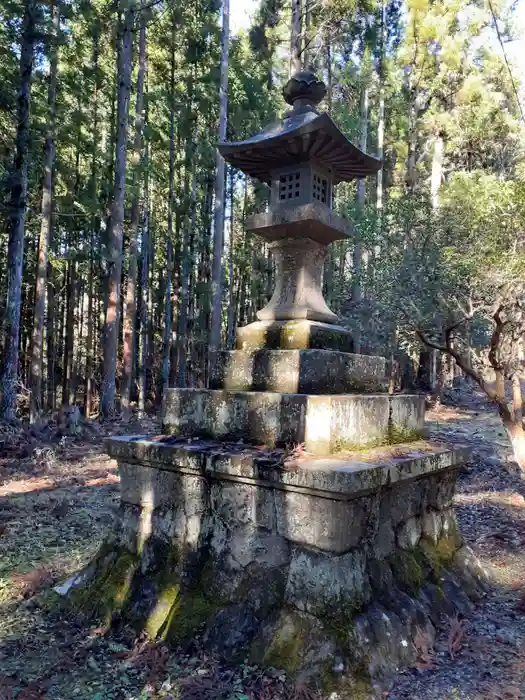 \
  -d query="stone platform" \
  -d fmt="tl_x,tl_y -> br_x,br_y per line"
70,436 -> 487,692
211,349 -> 386,394
162,388 -> 425,455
